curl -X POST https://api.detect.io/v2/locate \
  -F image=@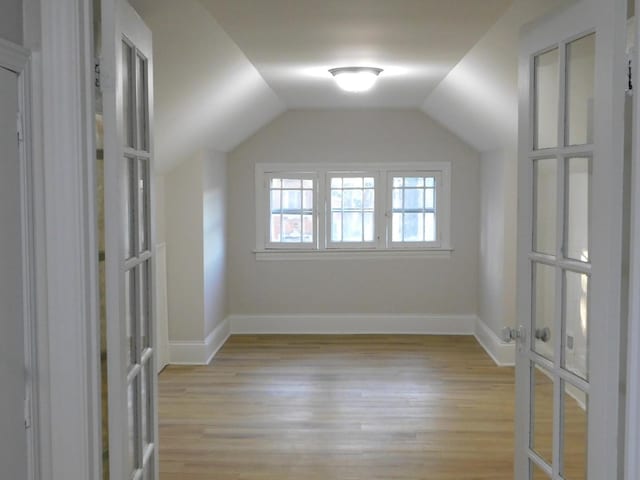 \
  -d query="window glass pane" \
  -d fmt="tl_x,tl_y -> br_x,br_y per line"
122,41 -> 135,148
343,212 -> 363,242
564,272 -> 589,380
282,178 -> 301,189
329,176 -> 374,244
302,214 -> 313,243
425,212 -> 436,242
425,177 -> 435,188
391,175 -> 437,244
566,157 -> 590,262
534,159 -> 557,255
332,212 -> 342,241
566,34 -> 595,146
282,214 -> 302,243
562,382 -> 588,480
270,215 -> 282,242
123,157 -> 135,259
125,269 -> 136,368
535,48 -> 559,149
533,263 -> 555,361
269,177 -> 314,245
531,363 -> 554,466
